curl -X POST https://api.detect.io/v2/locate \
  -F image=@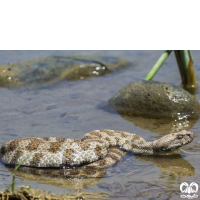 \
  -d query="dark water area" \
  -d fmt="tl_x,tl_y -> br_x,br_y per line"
0,50 -> 200,199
